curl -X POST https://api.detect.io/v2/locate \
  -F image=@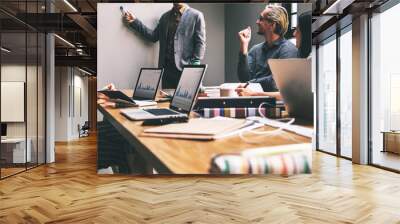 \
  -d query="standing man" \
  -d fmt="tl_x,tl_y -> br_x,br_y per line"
237,5 -> 297,97
123,3 -> 206,89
